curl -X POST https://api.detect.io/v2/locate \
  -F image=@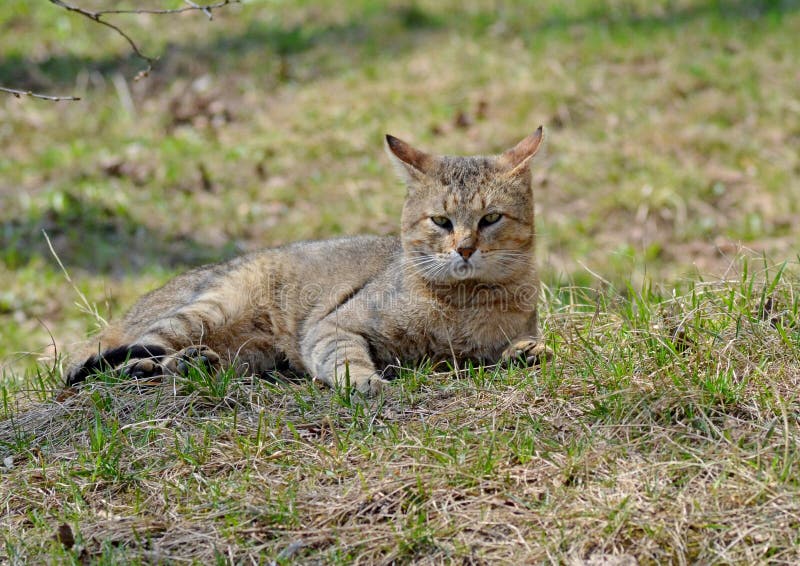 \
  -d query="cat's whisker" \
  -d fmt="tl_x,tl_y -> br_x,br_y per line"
386,257 -> 443,279
491,257 -> 530,267
410,259 -> 446,281
428,262 -> 454,282
392,255 -> 448,279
